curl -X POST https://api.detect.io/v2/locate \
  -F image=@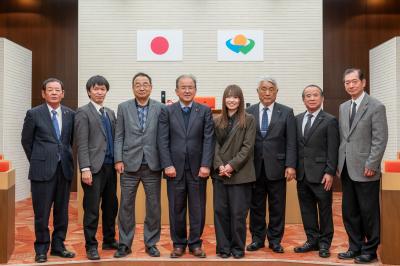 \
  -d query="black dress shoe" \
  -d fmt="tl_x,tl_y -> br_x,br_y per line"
246,241 -> 265,251
145,246 -> 160,257
50,249 -> 75,258
35,254 -> 47,263
86,248 -> 100,260
338,250 -> 361,260
114,245 -> 132,258
294,242 -> 318,253
232,251 -> 245,259
219,252 -> 231,259
319,248 -> 330,258
269,243 -> 284,253
102,241 -> 119,250
354,254 -> 377,264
